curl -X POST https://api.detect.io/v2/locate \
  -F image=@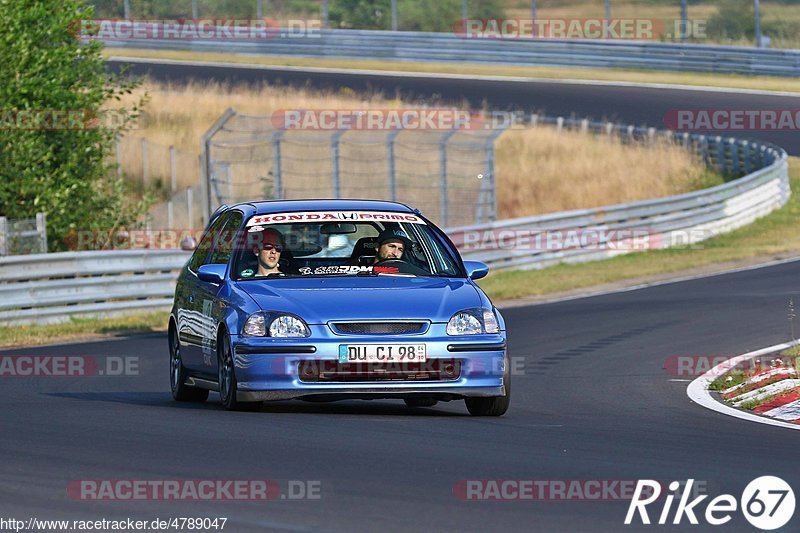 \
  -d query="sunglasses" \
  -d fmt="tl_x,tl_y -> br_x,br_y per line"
261,243 -> 284,252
